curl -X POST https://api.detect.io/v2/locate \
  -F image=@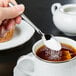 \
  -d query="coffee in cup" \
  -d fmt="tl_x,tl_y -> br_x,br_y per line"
36,43 -> 76,62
